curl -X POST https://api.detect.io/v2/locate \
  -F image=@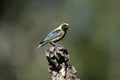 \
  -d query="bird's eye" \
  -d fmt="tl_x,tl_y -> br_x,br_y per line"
62,25 -> 67,29
62,25 -> 69,31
